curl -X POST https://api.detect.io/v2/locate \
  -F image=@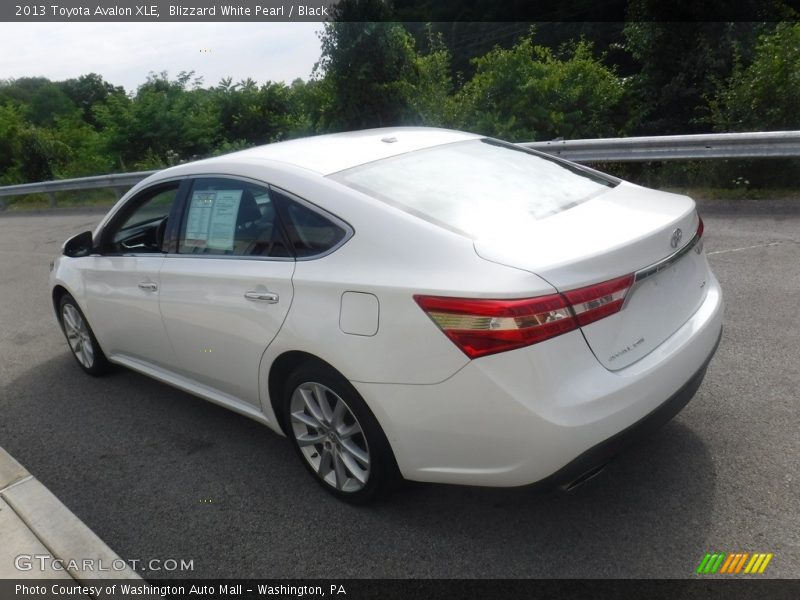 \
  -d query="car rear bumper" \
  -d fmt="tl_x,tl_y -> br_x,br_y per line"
353,274 -> 724,487
532,328 -> 720,491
